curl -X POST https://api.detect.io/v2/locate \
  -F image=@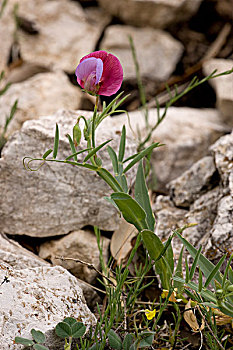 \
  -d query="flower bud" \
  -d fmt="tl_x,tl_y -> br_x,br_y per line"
73,123 -> 82,147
